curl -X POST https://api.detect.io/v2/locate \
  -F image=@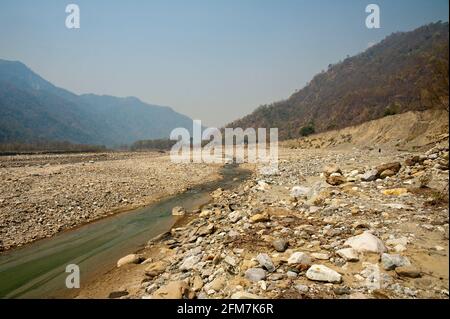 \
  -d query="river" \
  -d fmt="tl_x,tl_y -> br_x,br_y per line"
0,165 -> 251,299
